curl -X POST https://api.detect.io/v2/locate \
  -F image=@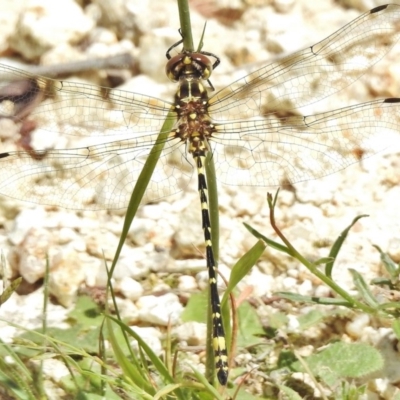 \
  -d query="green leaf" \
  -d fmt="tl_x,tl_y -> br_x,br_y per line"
67,296 -> 103,328
269,312 -> 289,329
277,292 -> 352,306
392,320 -> 400,341
0,277 -> 22,306
394,393 -> 400,400
313,257 -> 334,266
48,325 -> 103,354
303,342 -> 384,386
277,350 -> 297,370
325,215 -> 368,278
236,301 -> 265,348
106,316 -> 155,397
378,301 -> 400,310
181,291 -> 208,323
373,245 -> 400,282
297,309 -> 325,330
222,240 -> 266,305
277,384 -> 303,400
226,388 -> 264,400
243,222 -> 290,255
349,268 -> 379,308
